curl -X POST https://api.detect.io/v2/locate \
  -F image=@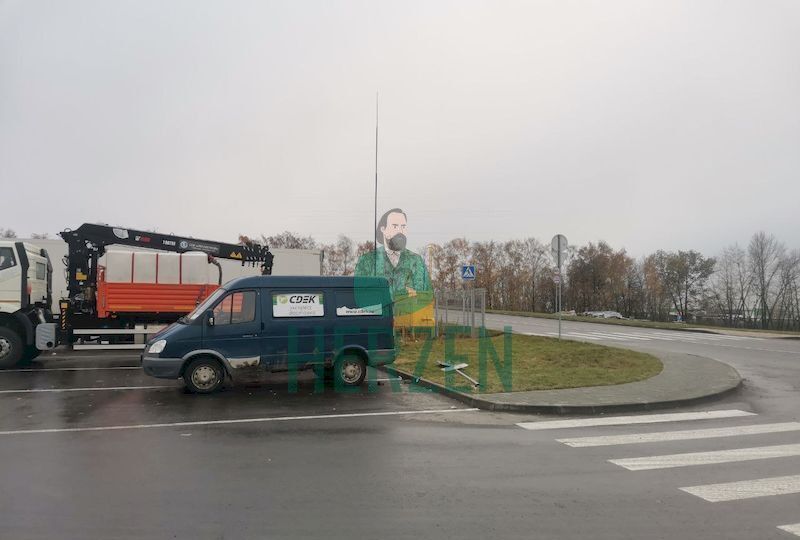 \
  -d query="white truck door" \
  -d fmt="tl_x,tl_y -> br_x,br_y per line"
0,245 -> 22,314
